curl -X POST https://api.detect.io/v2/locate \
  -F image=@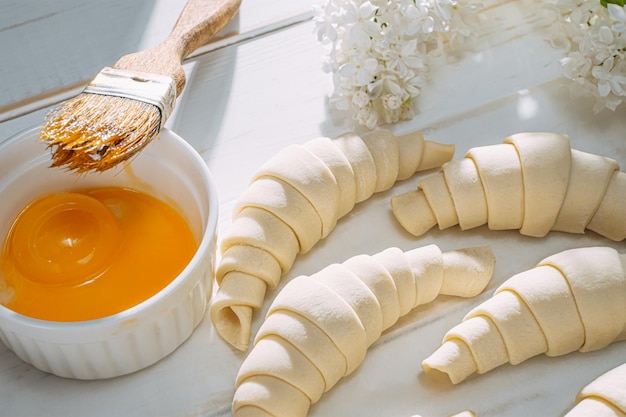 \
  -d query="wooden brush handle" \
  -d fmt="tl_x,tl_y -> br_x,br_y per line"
167,0 -> 242,59
114,0 -> 242,95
